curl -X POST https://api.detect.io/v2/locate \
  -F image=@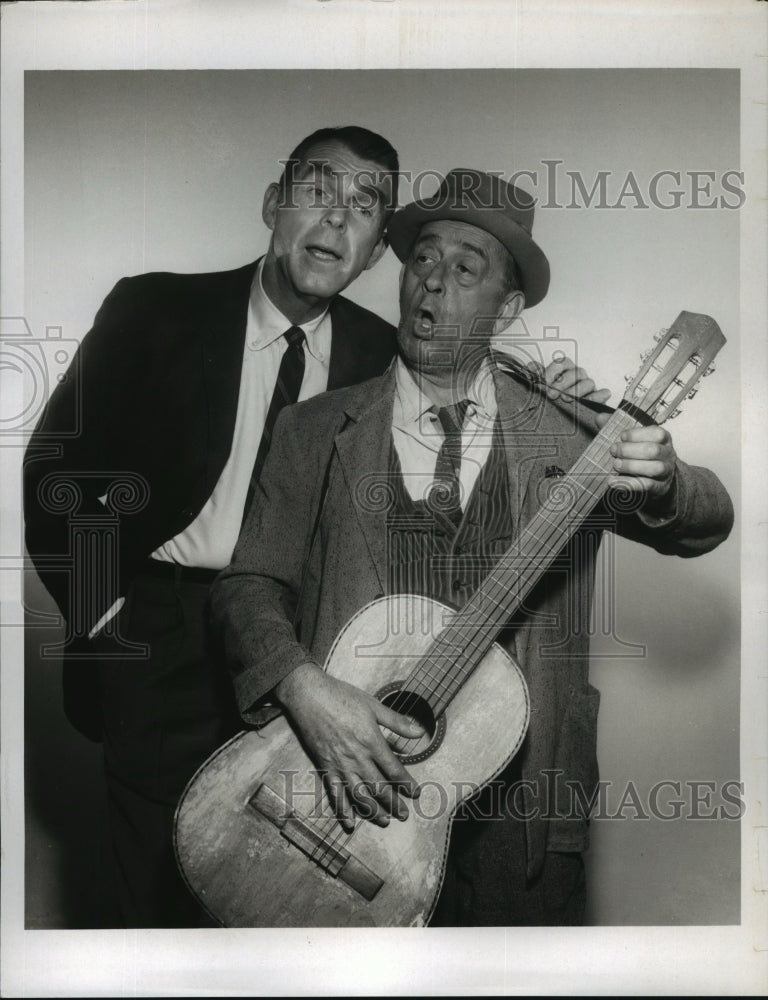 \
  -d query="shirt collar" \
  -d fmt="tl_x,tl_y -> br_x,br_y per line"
248,258 -> 330,359
393,357 -> 433,427
393,354 -> 498,429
